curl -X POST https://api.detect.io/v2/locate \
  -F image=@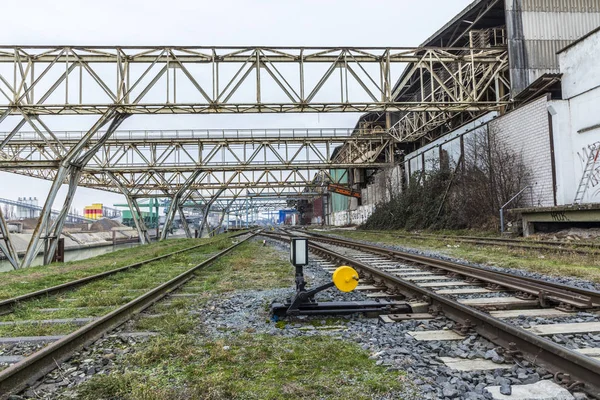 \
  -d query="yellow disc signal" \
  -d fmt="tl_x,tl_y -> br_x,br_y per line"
332,266 -> 359,293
